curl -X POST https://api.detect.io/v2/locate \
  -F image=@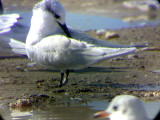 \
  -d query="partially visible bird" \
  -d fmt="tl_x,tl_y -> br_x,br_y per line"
94,95 -> 160,120
0,0 -> 29,41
